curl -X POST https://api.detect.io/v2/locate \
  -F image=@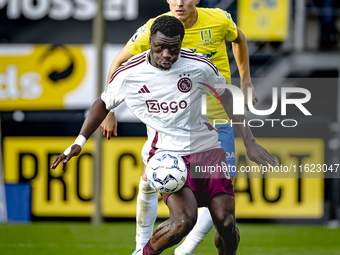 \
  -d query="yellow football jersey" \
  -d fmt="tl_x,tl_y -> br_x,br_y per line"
126,8 -> 238,123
